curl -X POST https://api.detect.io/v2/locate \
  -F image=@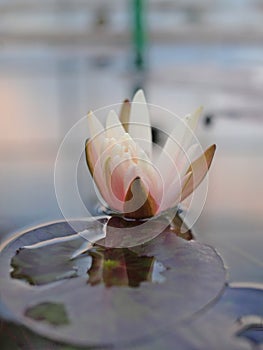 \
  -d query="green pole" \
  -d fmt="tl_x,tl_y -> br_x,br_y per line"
132,0 -> 147,71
